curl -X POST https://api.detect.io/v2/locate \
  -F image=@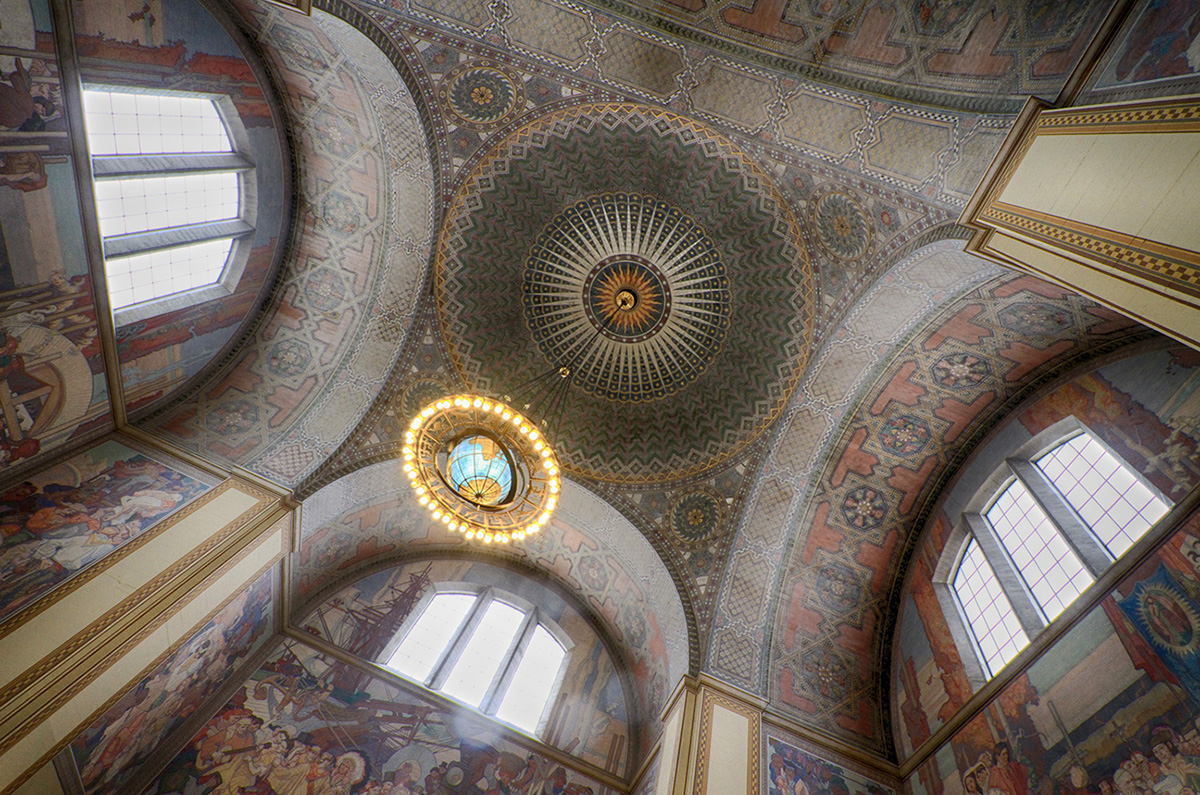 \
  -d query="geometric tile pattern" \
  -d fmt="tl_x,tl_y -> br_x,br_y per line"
435,103 -> 815,483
